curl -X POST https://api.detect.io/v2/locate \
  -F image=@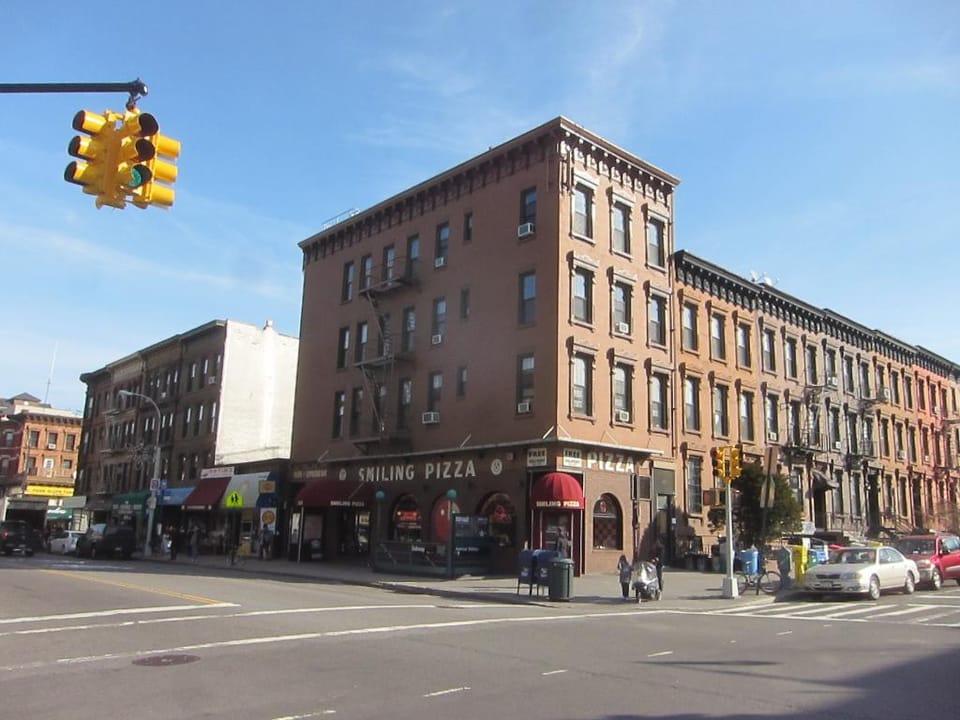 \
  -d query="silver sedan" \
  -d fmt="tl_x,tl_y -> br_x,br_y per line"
802,546 -> 919,600
48,530 -> 84,555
